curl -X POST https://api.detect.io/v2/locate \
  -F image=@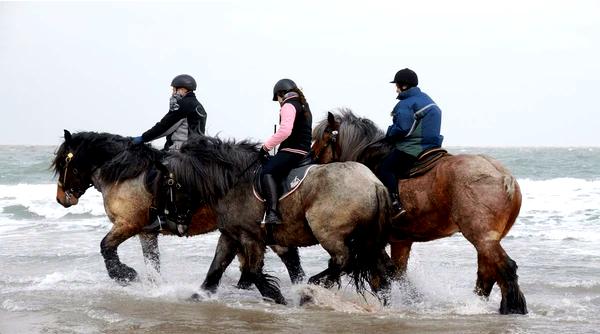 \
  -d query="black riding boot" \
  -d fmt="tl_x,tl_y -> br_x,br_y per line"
391,192 -> 406,219
262,174 -> 282,225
